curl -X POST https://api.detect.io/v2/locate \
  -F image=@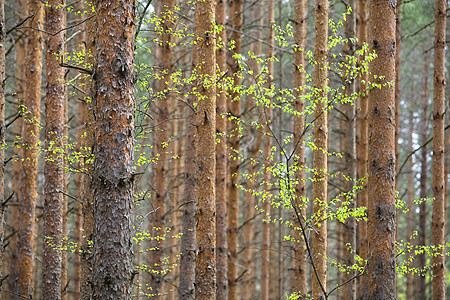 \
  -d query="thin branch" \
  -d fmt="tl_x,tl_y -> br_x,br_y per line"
6,14 -> 34,36
60,62 -> 93,75
136,0 -> 153,39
